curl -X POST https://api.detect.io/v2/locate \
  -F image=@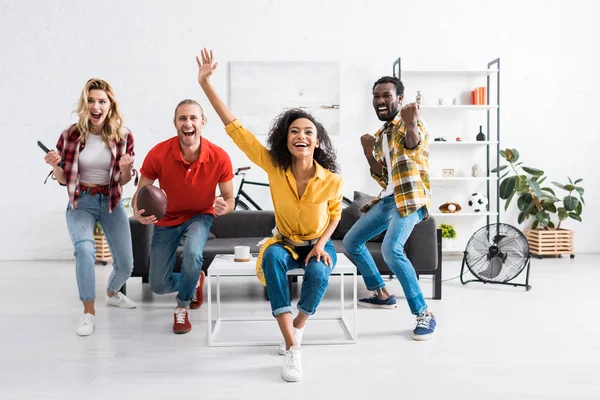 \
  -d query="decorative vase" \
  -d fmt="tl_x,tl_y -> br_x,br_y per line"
442,238 -> 454,250
476,125 -> 486,141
